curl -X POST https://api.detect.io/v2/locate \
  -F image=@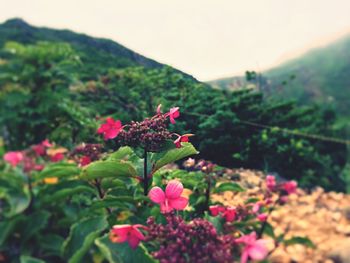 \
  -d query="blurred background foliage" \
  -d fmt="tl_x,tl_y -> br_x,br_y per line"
0,18 -> 349,192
